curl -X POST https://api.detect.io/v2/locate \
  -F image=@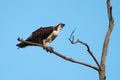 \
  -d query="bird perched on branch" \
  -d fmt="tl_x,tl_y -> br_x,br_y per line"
16,23 -> 65,50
